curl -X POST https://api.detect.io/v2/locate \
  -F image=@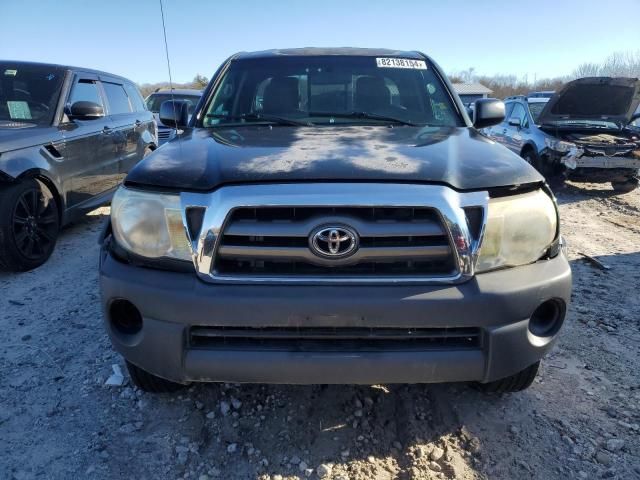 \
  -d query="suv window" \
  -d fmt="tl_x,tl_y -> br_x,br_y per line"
124,83 -> 146,112
203,56 -> 463,127
103,82 -> 131,115
503,102 -> 515,122
68,79 -> 103,108
510,103 -> 527,126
